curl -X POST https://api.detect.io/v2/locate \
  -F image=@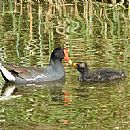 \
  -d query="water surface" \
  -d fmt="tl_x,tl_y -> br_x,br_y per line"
0,1 -> 130,130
